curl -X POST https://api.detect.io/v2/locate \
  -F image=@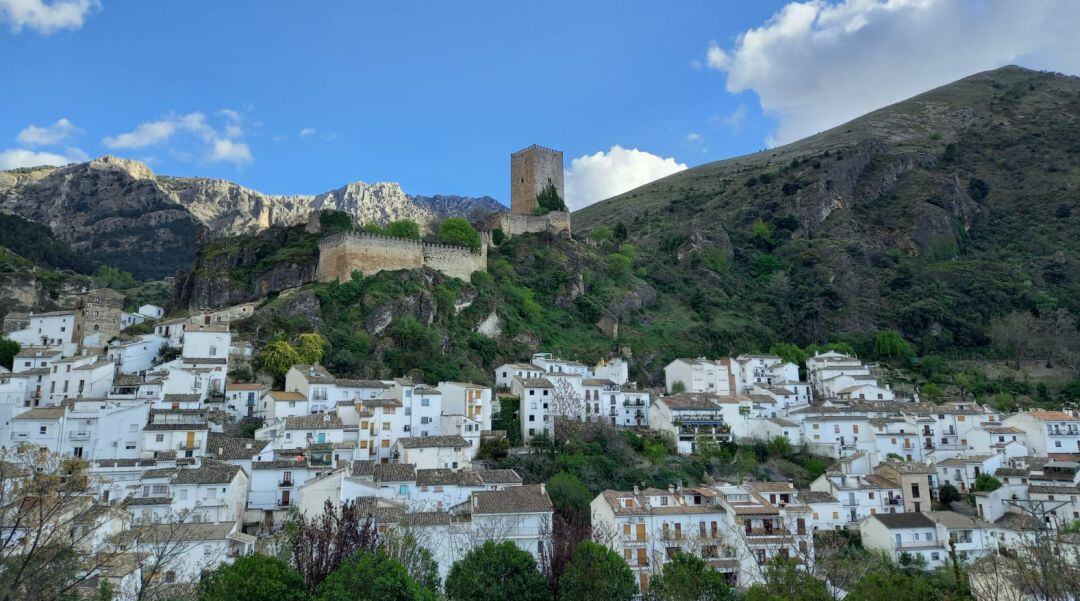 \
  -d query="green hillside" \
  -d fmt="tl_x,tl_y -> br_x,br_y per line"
575,66 -> 1080,365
